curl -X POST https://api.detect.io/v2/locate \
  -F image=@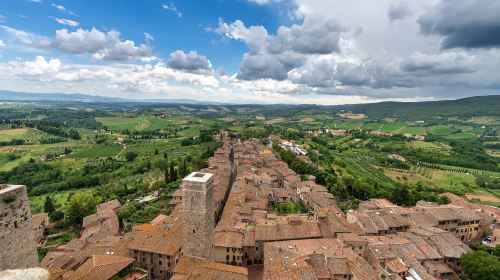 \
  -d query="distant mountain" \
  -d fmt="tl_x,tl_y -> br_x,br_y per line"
342,95 -> 500,119
0,90 -> 219,105
0,91 -> 124,102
